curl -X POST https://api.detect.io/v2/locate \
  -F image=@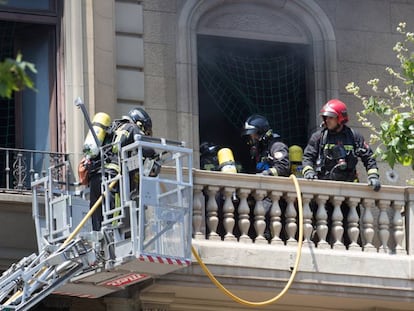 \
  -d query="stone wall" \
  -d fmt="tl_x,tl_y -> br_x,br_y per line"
138,0 -> 414,184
